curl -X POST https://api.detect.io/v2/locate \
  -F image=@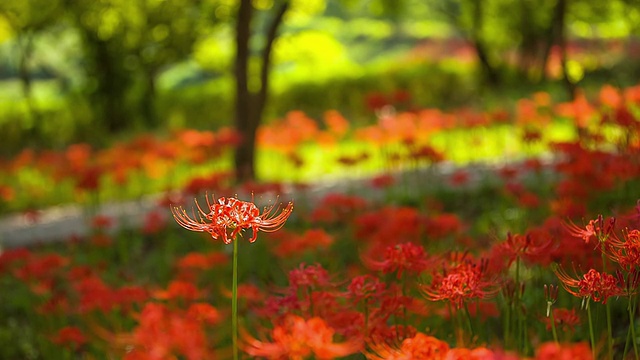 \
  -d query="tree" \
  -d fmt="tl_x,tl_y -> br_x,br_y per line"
64,0 -> 208,133
233,0 -> 290,182
0,0 -> 62,129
